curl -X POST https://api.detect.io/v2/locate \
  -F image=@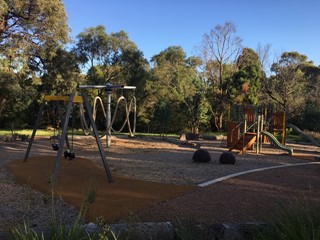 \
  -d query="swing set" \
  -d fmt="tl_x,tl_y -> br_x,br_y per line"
49,98 -> 75,158
24,83 -> 137,184
24,94 -> 113,183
